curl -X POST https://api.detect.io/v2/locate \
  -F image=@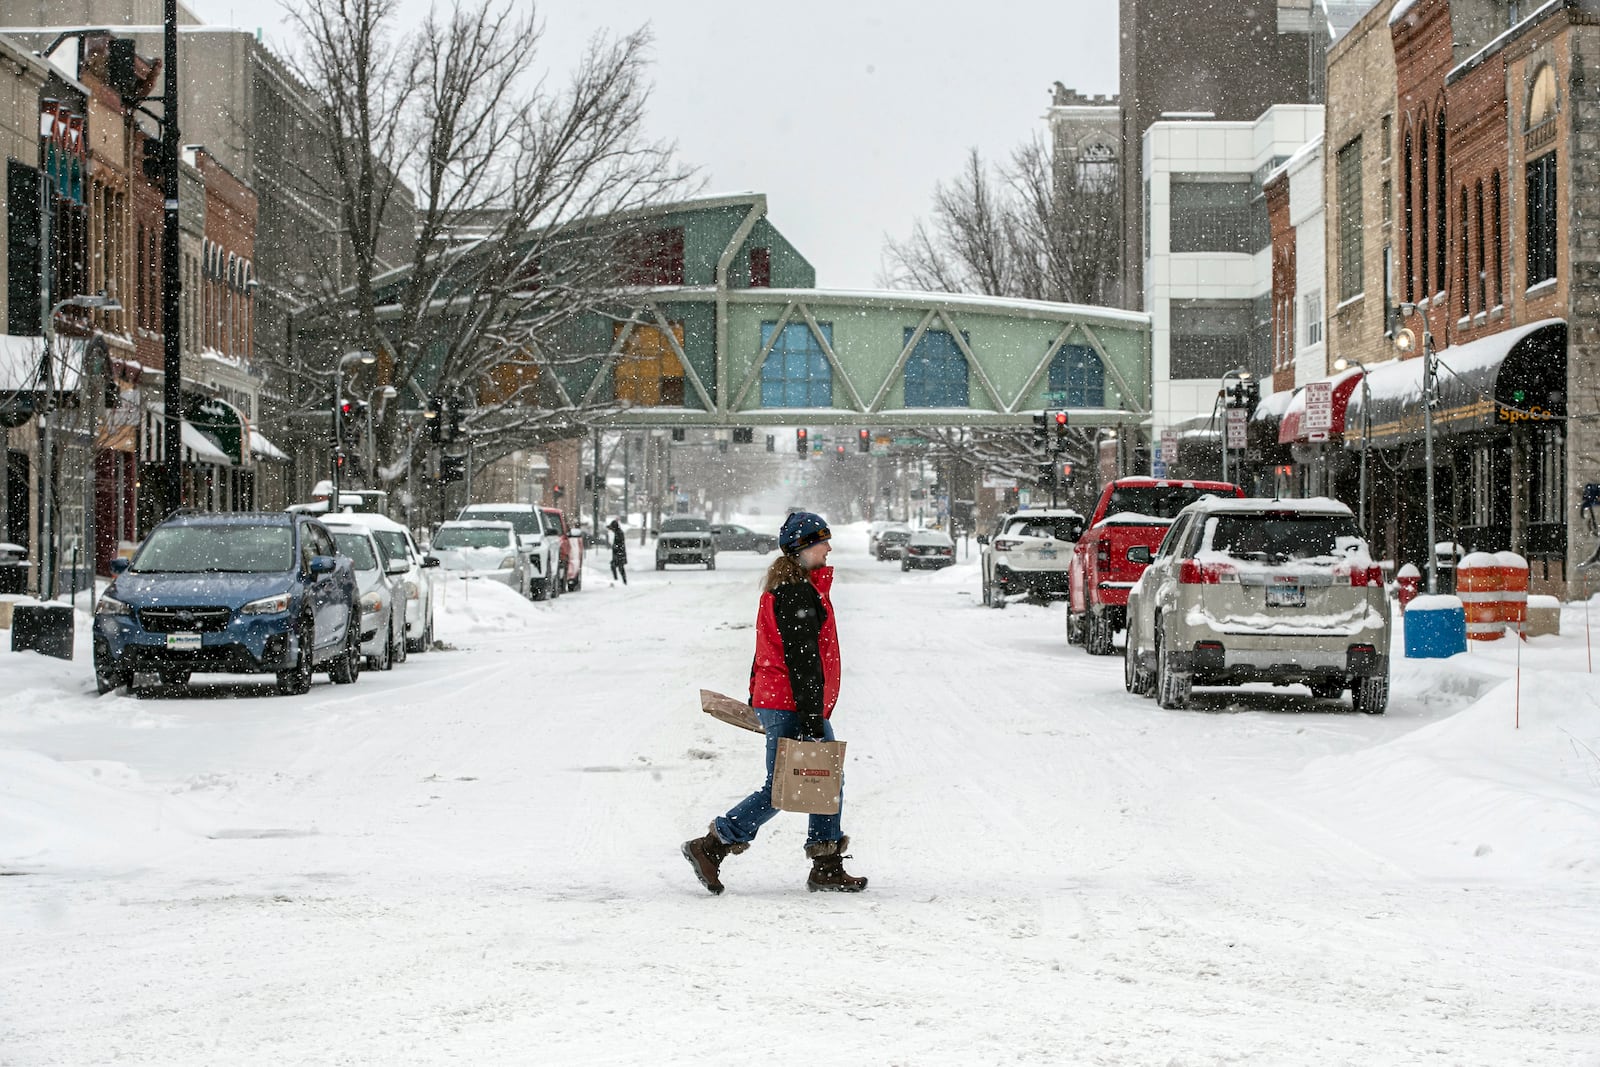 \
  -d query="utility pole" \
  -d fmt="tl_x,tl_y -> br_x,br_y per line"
160,0 -> 183,519
590,427 -> 602,534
